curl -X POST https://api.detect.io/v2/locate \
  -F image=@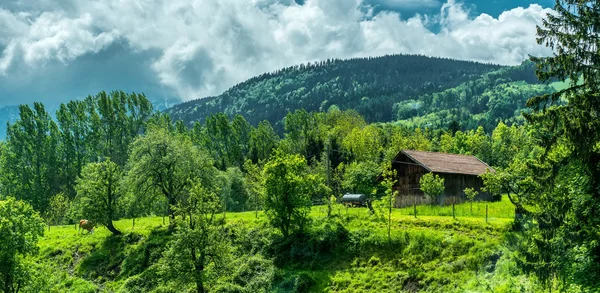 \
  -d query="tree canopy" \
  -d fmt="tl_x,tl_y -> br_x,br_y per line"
0,198 -> 45,293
